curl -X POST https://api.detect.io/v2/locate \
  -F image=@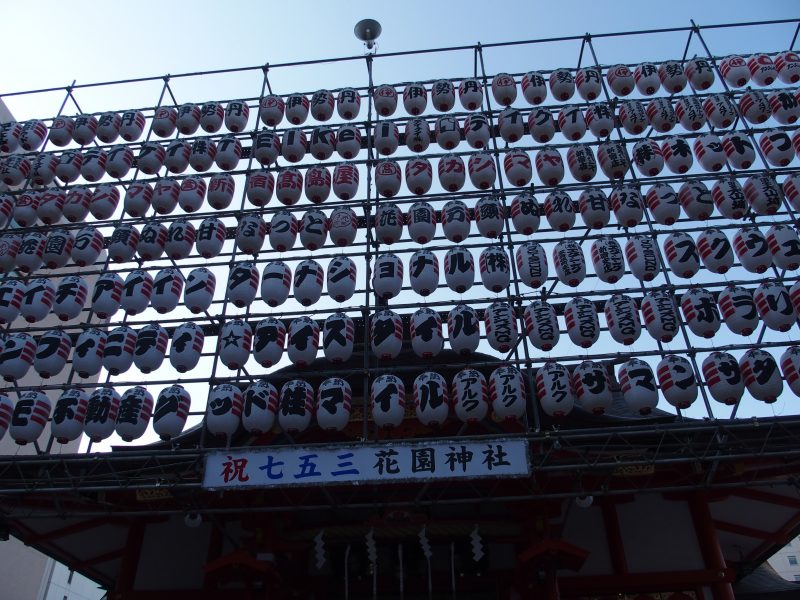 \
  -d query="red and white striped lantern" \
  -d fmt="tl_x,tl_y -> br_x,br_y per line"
759,129 -> 795,167
285,93 -> 310,125
524,300 -> 559,350
619,100 -> 648,135
372,253 -> 404,300
641,291 -> 679,342
693,133 -> 726,172
754,281 -> 796,332
329,207 -> 358,247
552,239 -> 585,287
597,141 -> 629,179
718,285 -> 758,336
781,346 -> 800,397
748,53 -> 777,86
721,131 -> 756,169
305,165 -> 332,204
544,190 -> 575,231
605,294 -> 641,345
558,106 -> 586,140
573,361 -> 612,414
444,246 -> 474,293
498,107 -> 524,142
678,180 -> 714,220
164,140 -> 189,174
744,174 -> 783,215
697,227 -> 734,274
591,236 -> 625,283
576,67 -> 602,100
410,309 -> 444,359
606,64 -> 635,96
619,359 -> 658,415
371,374 -> 405,429
535,362 -> 573,418
740,349 -> 783,403
702,352 -> 744,405
459,78 -> 483,110
680,287 -> 721,338
376,159 -> 403,197
371,309 -> 403,360
435,115 -> 460,150
685,57 -> 715,90
657,355 -> 698,409
516,241 -> 548,289
528,108 -> 556,142
409,249 -> 438,296
536,147 -> 564,186
579,187 -> 610,229
405,157 -> 433,195
719,55 -> 750,86
564,297 -> 600,348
